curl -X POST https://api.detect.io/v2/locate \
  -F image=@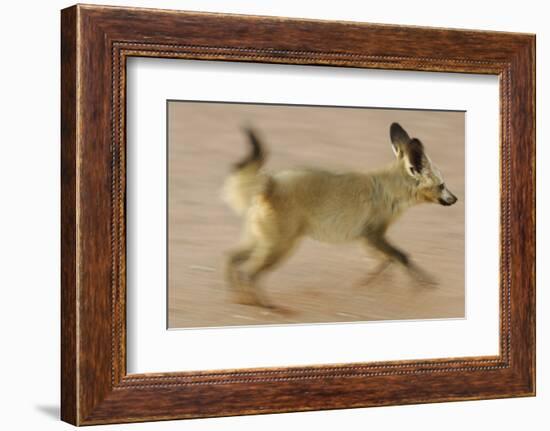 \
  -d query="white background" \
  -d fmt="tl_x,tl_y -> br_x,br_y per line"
0,0 -> 546,430
127,59 -> 499,373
